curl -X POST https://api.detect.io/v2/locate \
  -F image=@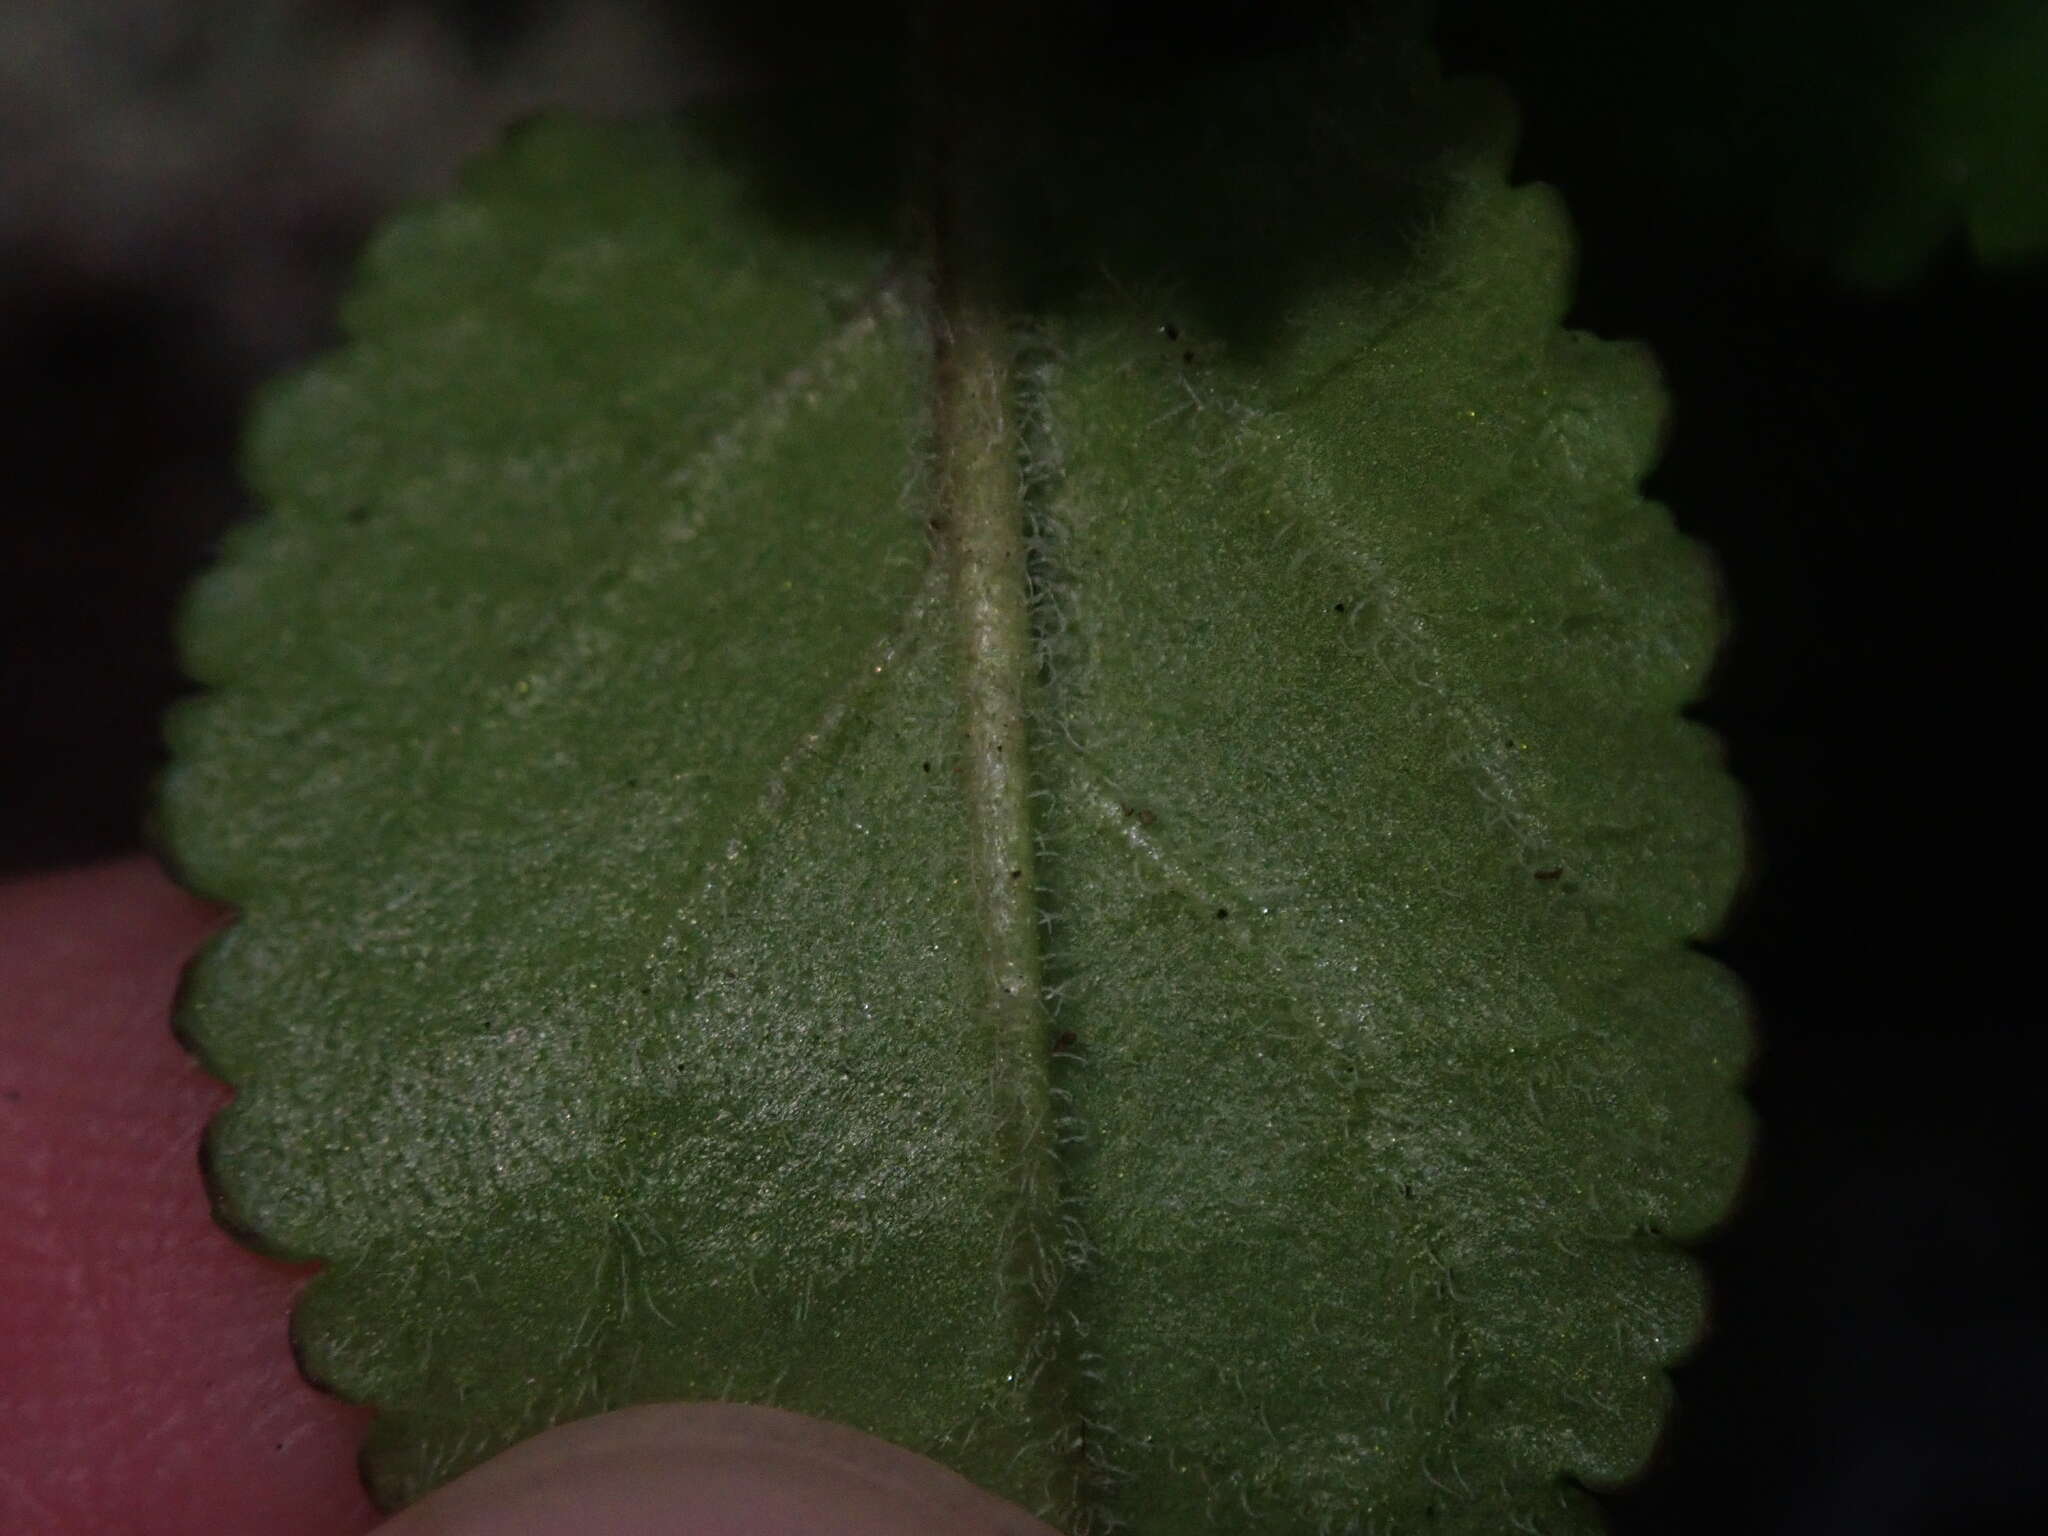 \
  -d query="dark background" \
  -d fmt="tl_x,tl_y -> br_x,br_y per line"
3,2 -> 2041,1531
